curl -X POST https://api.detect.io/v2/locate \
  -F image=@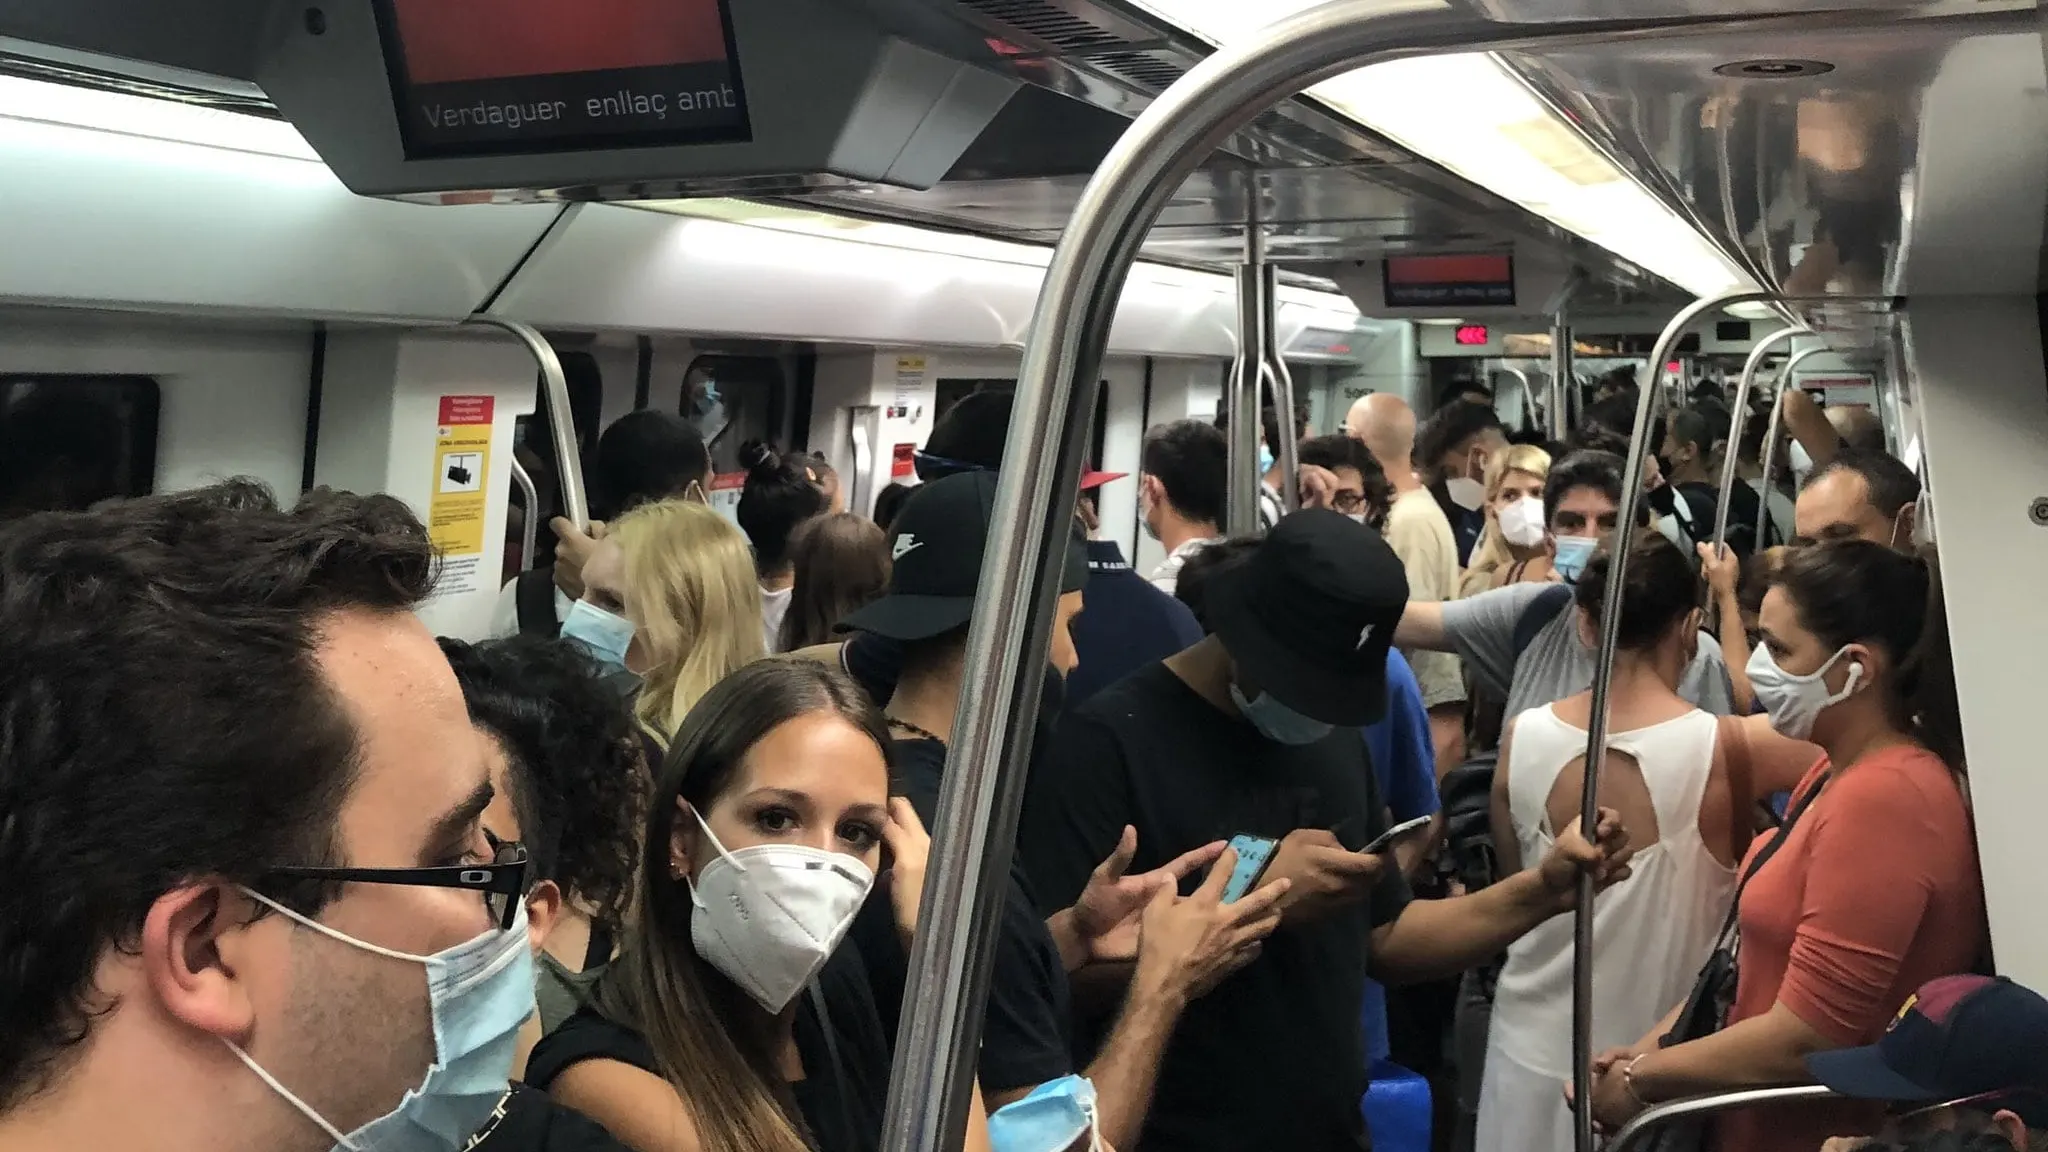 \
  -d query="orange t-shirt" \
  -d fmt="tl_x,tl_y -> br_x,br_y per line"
1716,747 -> 1985,1152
